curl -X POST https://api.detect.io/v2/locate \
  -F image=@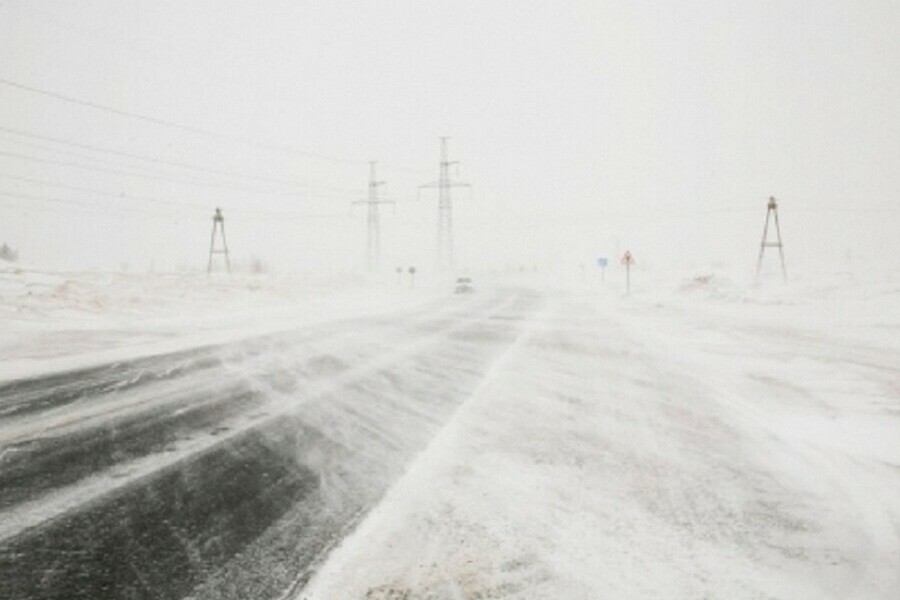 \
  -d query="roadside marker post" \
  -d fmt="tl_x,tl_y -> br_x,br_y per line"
620,251 -> 635,295
597,256 -> 608,282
